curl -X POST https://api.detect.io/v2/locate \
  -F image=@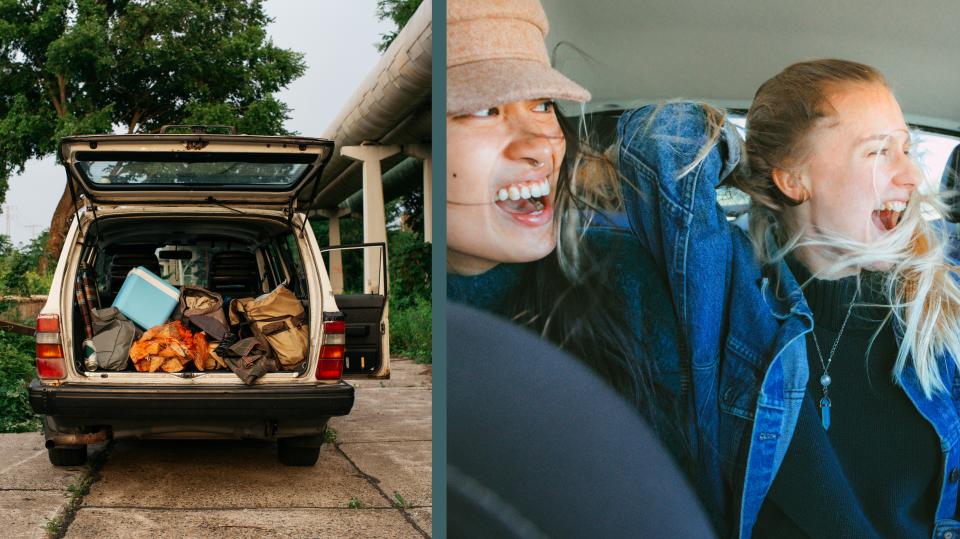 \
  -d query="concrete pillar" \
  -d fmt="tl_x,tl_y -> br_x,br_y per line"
341,144 -> 400,368
404,144 -> 432,243
318,208 -> 351,294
